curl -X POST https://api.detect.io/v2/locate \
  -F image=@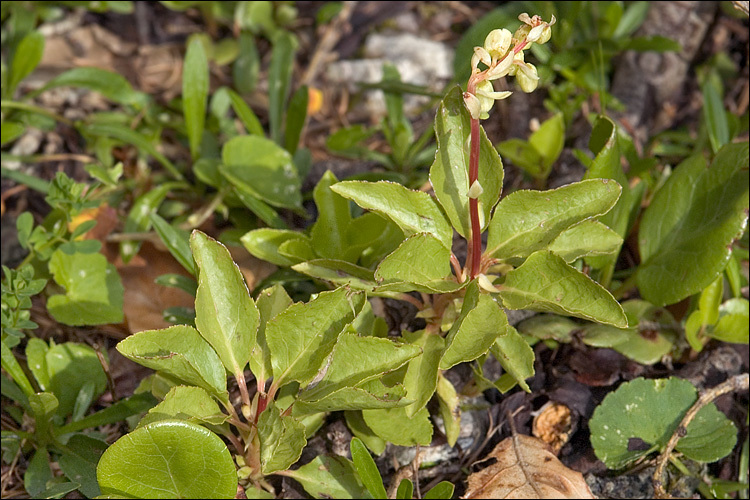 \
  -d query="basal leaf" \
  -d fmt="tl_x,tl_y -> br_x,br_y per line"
331,181 -> 451,248
402,329 -> 445,417
678,403 -> 737,463
221,135 -> 302,209
486,179 -> 621,261
241,228 -> 310,267
138,386 -> 228,428
9,31 -> 44,93
292,259 -> 380,292
436,373 -> 461,447
97,420 -> 237,499
258,402 -> 306,475
298,332 -> 421,403
284,455 -> 370,500
249,285 -> 293,385
45,342 -> 108,417
345,411 -> 386,456
191,231 -> 259,378
310,170 -> 351,260
347,212 -> 404,267
33,67 -> 149,108
361,406 -> 433,446
183,36 -> 209,159
638,143 -> 749,306
490,325 -> 535,392
429,85 -> 503,237
293,380 -> 408,416
498,251 -> 627,327
548,220 -> 623,263
351,437 -> 387,499
116,325 -> 228,402
266,287 -> 365,388
47,246 -> 123,326
441,281 -> 508,370
527,113 -> 565,179
375,233 -> 452,287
